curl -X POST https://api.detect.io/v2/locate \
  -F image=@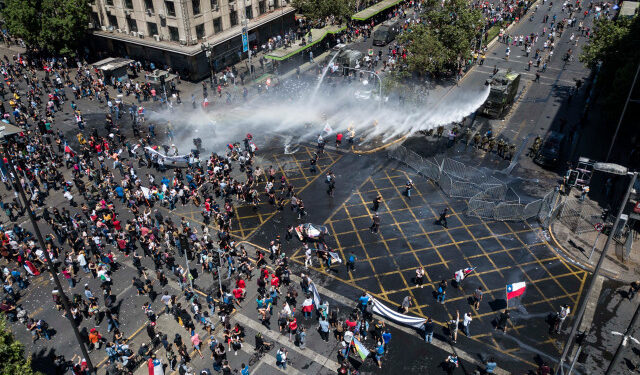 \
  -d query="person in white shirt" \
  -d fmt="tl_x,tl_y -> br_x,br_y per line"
304,246 -> 312,269
463,312 -> 473,337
